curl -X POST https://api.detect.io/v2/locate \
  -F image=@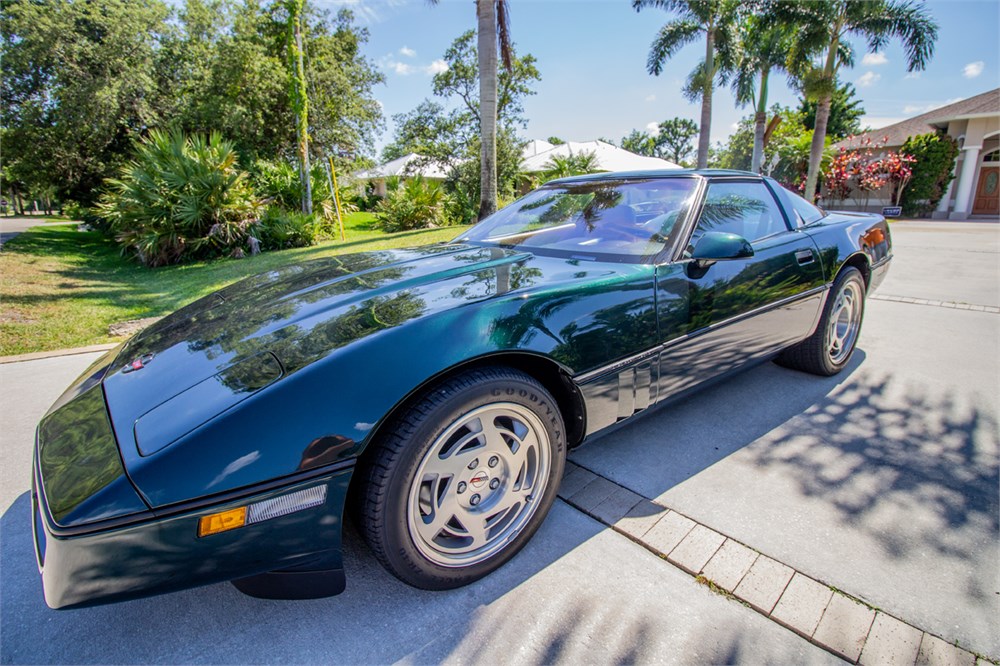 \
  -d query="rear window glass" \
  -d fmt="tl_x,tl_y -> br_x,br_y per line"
782,187 -> 826,225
